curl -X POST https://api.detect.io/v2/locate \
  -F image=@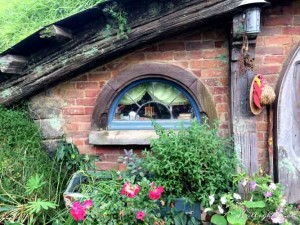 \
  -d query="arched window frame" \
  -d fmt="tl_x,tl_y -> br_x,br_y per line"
90,63 -> 217,145
108,78 -> 202,130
